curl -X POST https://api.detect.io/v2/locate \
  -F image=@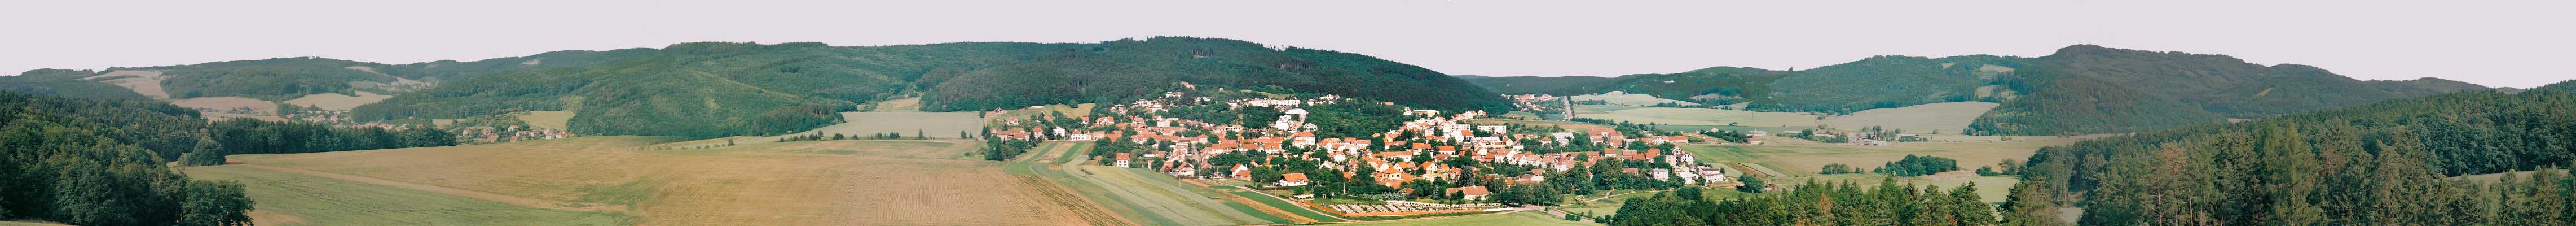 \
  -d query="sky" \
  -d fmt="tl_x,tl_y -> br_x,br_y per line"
3,0 -> 2569,88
